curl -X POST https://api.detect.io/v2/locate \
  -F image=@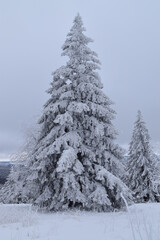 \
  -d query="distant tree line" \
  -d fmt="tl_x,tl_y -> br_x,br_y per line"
0,162 -> 11,184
